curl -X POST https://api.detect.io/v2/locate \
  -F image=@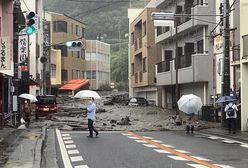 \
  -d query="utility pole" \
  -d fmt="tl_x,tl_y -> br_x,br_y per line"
175,0 -> 179,113
221,0 -> 230,125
